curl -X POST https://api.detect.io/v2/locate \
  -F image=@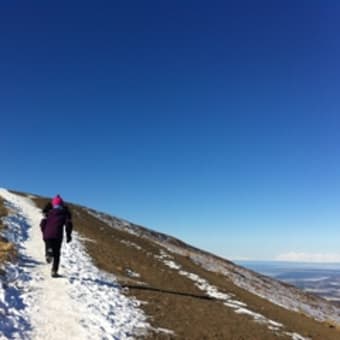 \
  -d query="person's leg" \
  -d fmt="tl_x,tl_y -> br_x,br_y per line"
51,239 -> 62,275
45,240 -> 53,263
